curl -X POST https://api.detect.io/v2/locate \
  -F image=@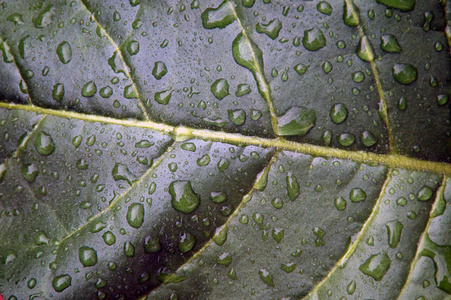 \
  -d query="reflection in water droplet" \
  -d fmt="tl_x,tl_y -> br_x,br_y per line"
169,180 -> 200,213
338,133 -> 355,147
356,36 -> 374,62
417,186 -> 433,201
211,78 -> 230,100
79,246 -> 98,267
52,274 -> 72,292
350,188 -> 366,202
385,220 -> 403,248
343,1 -> 360,26
127,203 -> 144,229
360,131 -> 377,147
294,63 -> 309,75
52,83 -> 64,101
81,81 -> 97,97
155,89 -> 172,105
286,173 -> 300,201
228,109 -> 246,125
277,106 -> 316,136
359,252 -> 391,281
179,232 -> 196,253
334,196 -> 347,211
317,1 -> 333,15
330,103 -> 348,124
102,231 -> 116,245
152,61 -> 167,79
